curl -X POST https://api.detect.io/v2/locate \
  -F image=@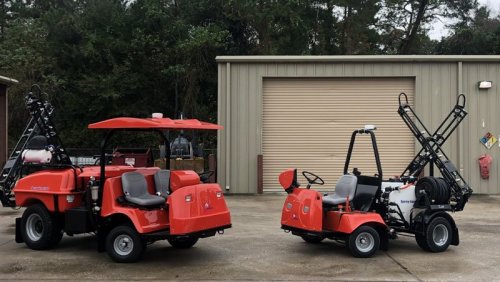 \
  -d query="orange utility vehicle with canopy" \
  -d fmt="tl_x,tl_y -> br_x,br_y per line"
0,86 -> 231,262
